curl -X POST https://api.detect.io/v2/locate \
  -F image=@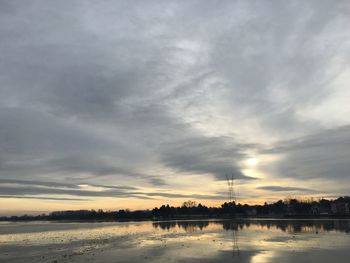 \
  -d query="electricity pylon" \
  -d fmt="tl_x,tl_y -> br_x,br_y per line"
226,174 -> 235,203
